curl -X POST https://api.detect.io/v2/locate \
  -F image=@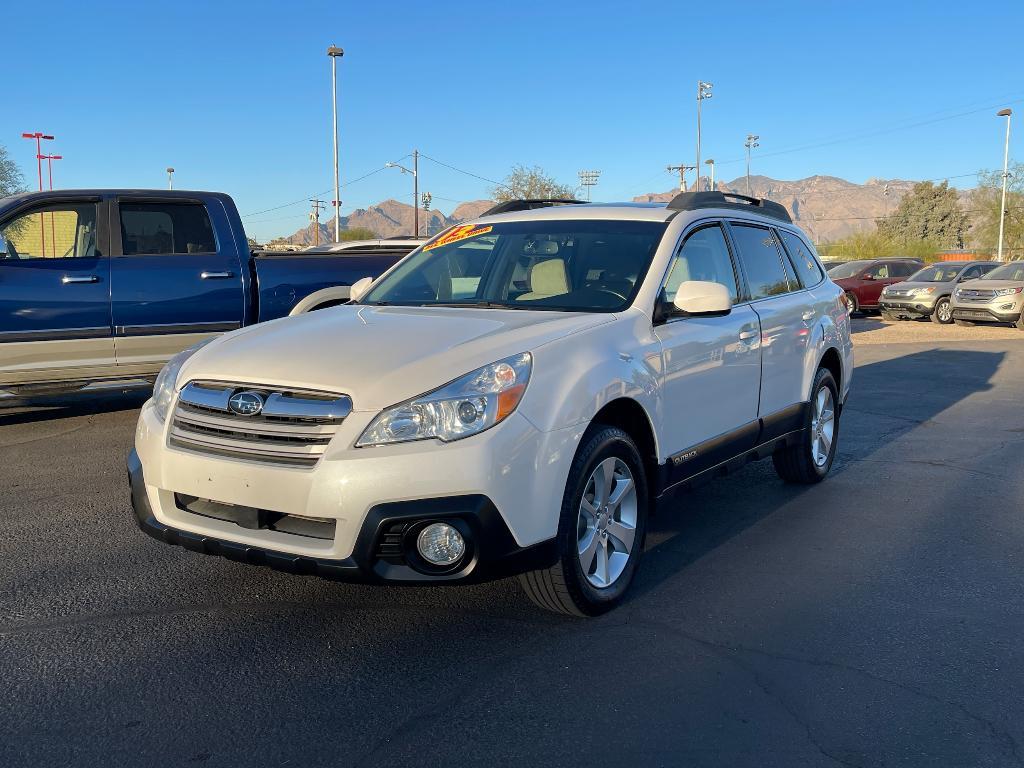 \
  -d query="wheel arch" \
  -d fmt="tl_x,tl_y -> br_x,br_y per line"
818,346 -> 843,409
590,398 -> 659,491
288,286 -> 351,316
